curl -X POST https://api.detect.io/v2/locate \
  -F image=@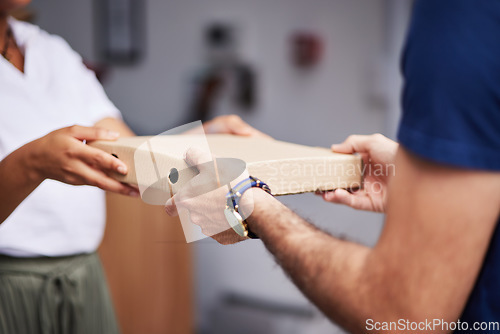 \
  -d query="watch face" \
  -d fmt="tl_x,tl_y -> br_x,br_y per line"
224,207 -> 246,237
